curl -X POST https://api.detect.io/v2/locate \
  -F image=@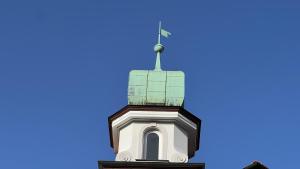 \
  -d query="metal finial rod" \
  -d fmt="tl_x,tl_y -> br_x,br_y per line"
155,52 -> 161,71
158,21 -> 161,44
154,21 -> 165,71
